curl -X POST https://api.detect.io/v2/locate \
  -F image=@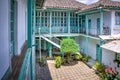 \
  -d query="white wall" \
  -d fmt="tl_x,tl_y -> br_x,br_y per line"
0,0 -> 10,79
102,49 -> 120,73
88,38 -> 99,60
17,0 -> 27,55
75,36 -> 99,60
87,12 -> 111,35
111,11 -> 120,35
87,13 -> 100,35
